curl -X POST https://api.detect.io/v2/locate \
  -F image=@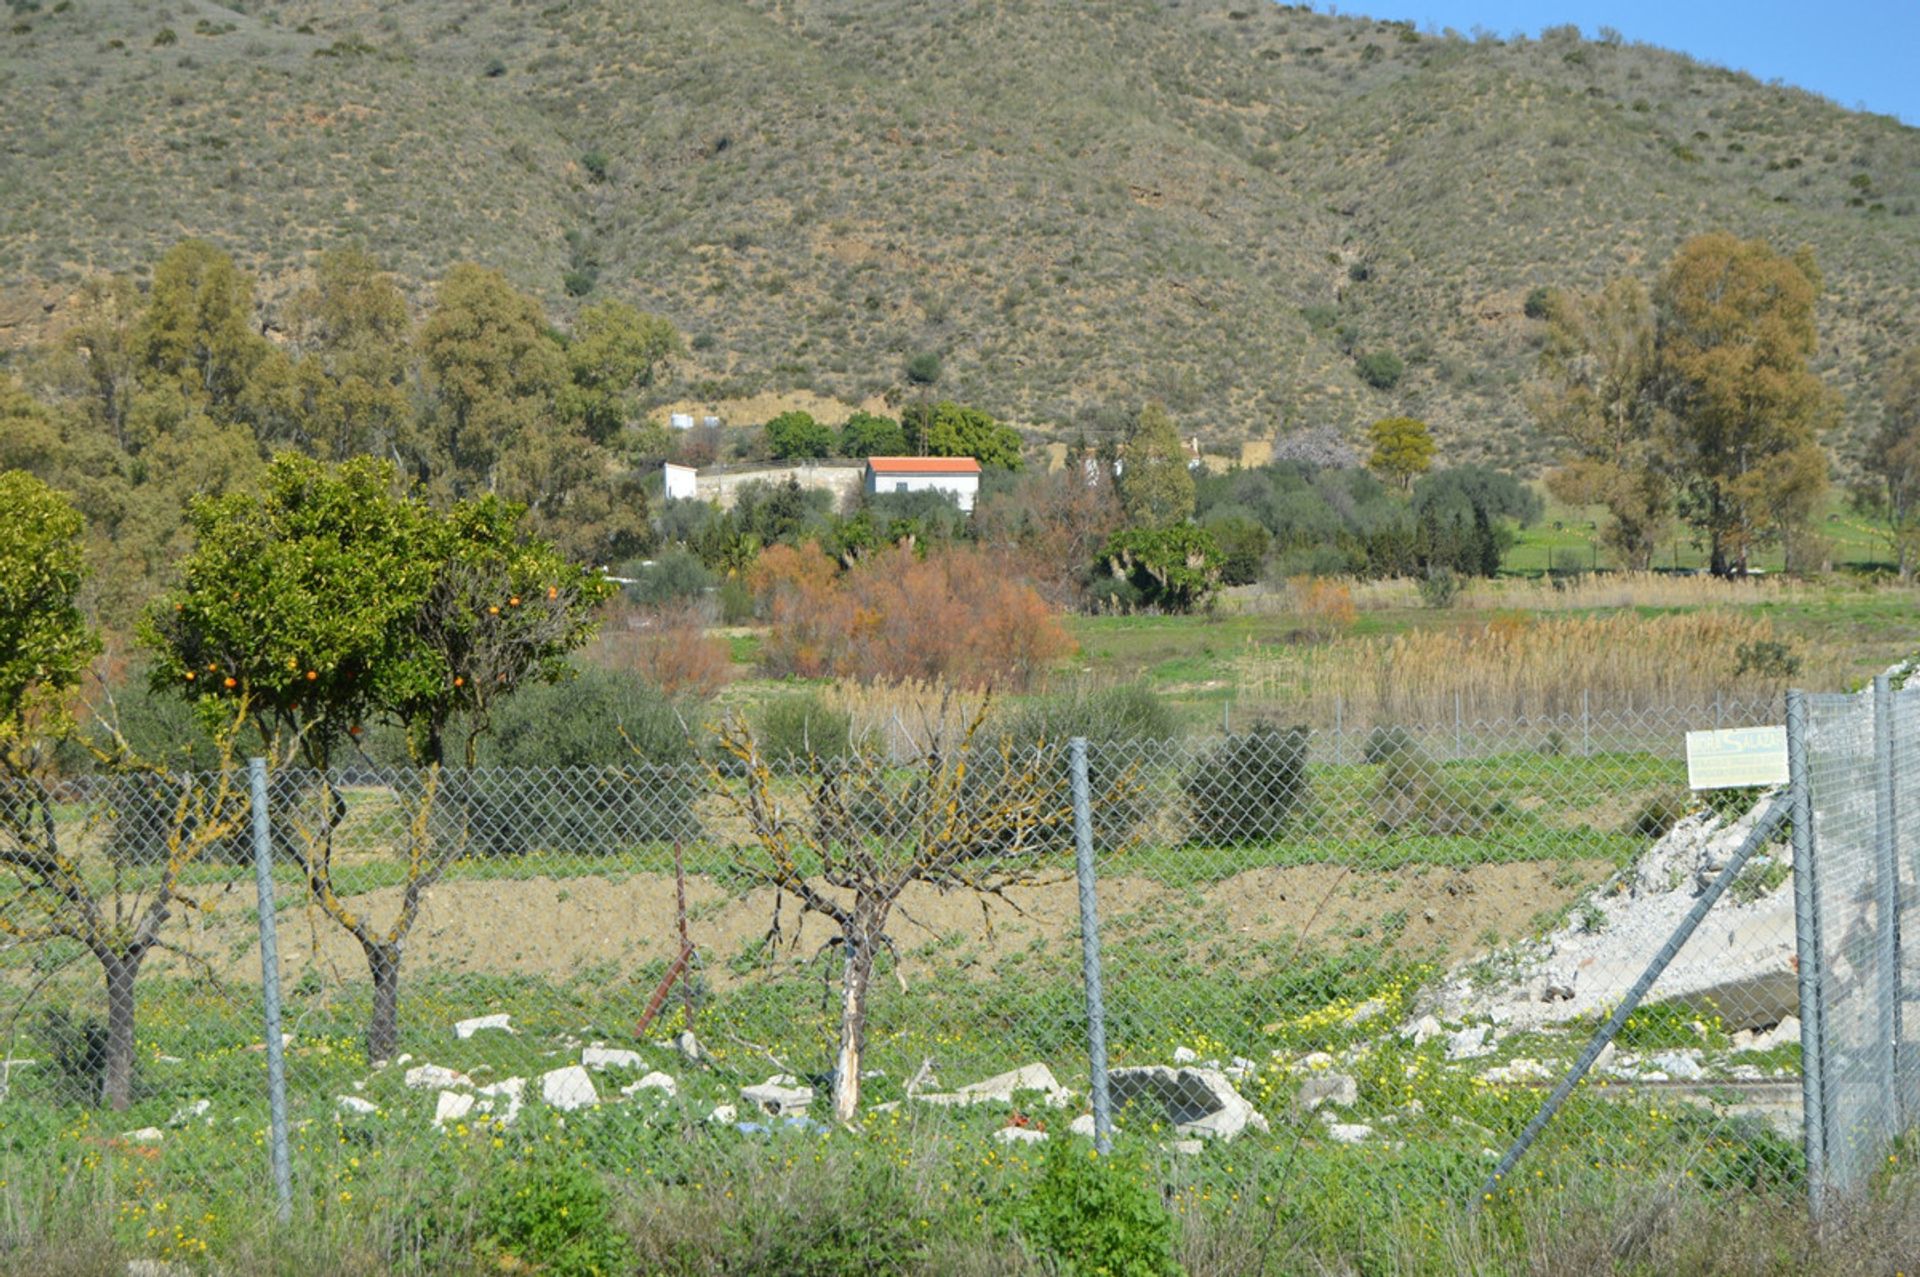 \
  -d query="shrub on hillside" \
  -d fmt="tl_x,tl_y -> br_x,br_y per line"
1355,349 -> 1405,389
